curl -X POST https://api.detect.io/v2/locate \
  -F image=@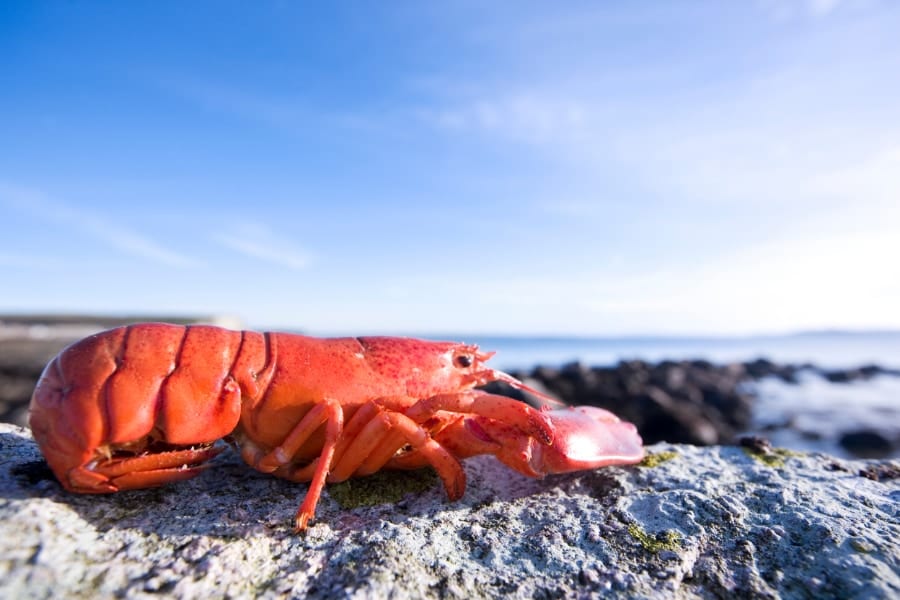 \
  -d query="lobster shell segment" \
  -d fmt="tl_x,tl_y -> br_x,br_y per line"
29,323 -> 246,492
